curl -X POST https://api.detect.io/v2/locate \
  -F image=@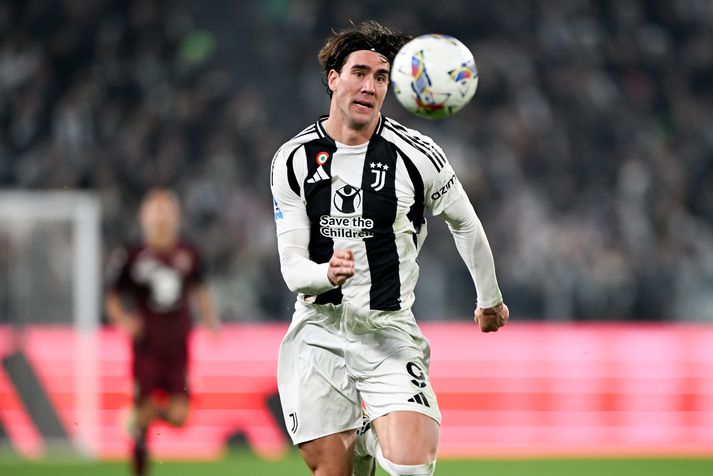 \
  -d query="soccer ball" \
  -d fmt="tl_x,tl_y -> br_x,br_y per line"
390,34 -> 478,119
